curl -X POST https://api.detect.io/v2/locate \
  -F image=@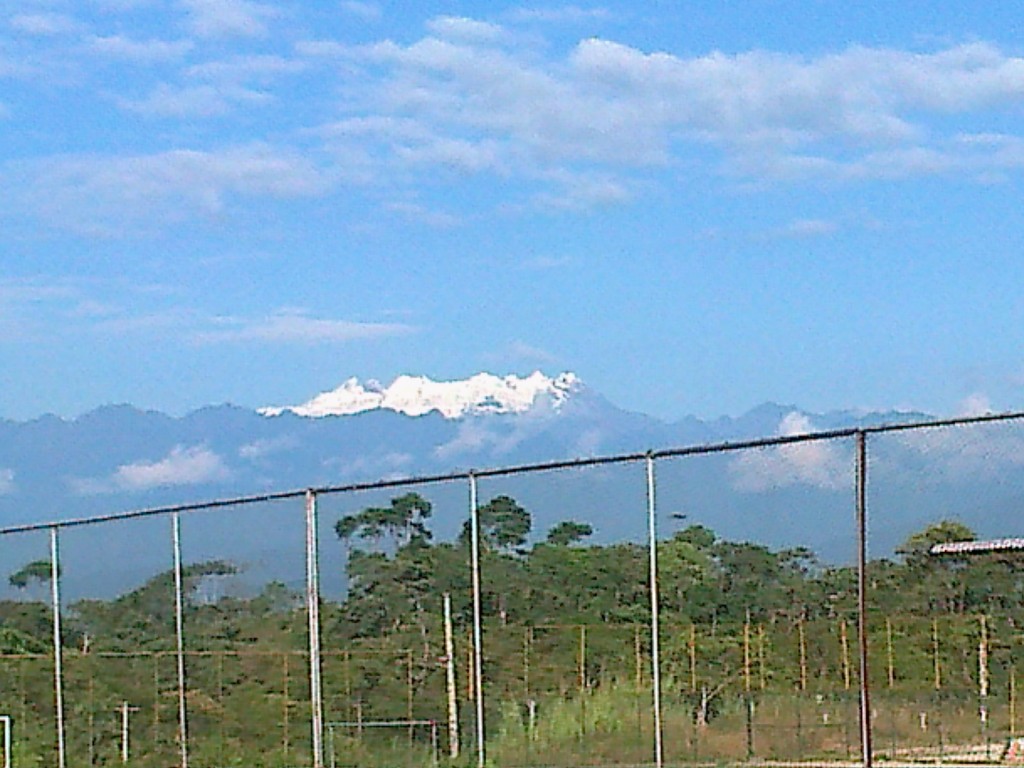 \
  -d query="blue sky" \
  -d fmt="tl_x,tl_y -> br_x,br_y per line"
3,0 -> 1024,422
